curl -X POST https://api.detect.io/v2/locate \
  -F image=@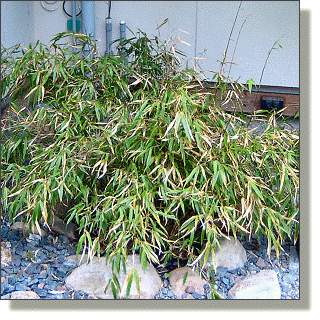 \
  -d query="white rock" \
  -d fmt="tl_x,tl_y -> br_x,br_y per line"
10,291 -> 40,299
65,254 -> 91,267
204,236 -> 247,270
168,267 -> 209,299
65,254 -> 162,299
1,242 -> 12,265
110,254 -> 162,299
228,270 -> 281,299
65,256 -> 107,297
